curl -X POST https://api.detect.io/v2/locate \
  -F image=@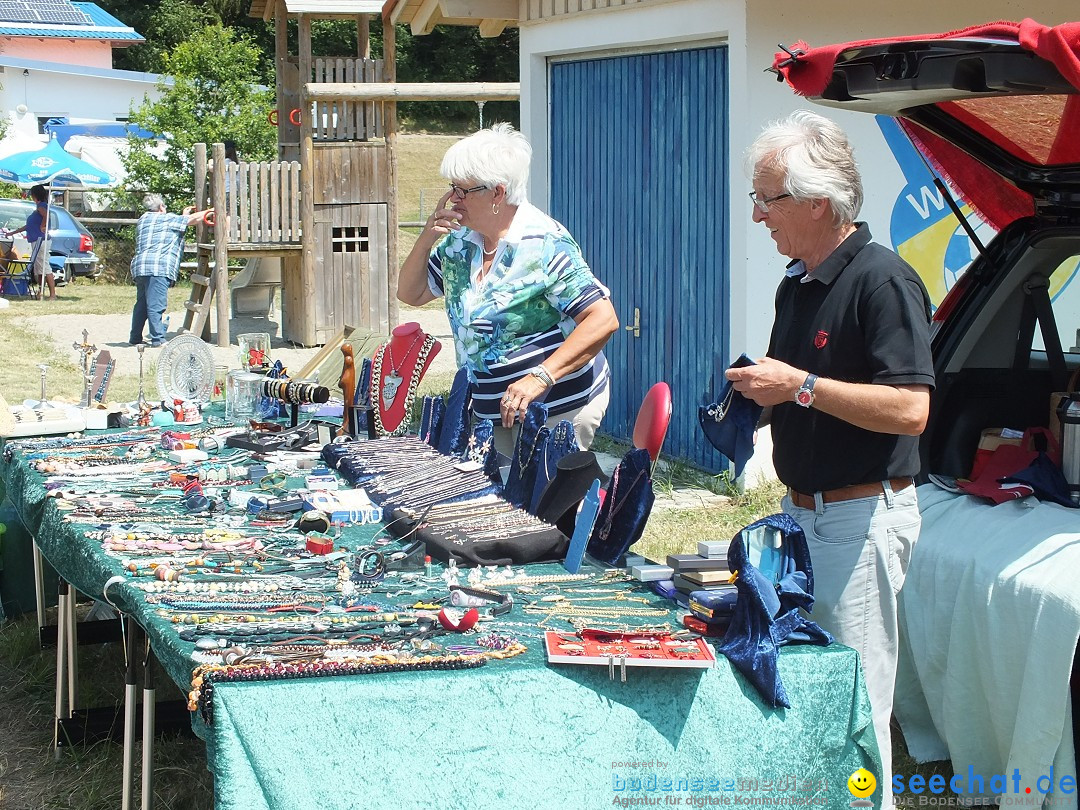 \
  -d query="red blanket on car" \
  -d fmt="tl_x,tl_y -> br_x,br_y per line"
773,18 -> 1080,97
